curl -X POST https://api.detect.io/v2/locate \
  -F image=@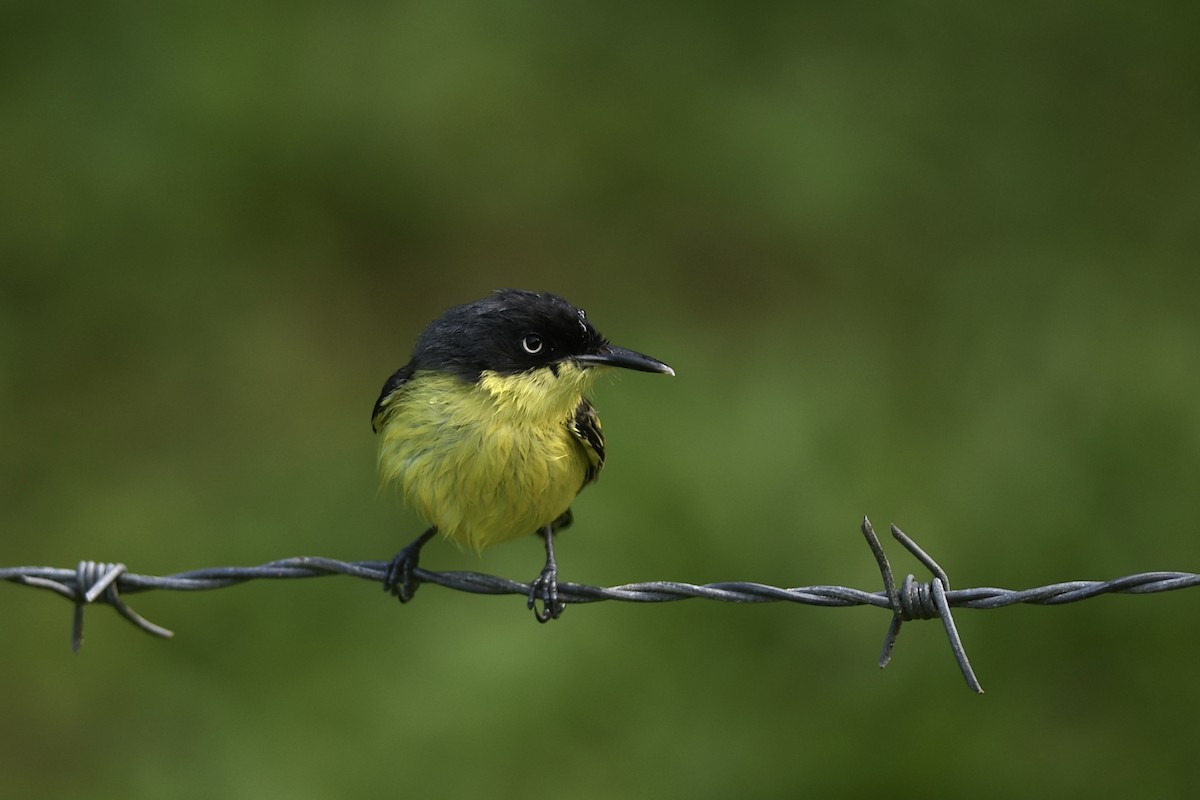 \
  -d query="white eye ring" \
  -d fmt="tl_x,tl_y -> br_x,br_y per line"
522,334 -> 544,354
